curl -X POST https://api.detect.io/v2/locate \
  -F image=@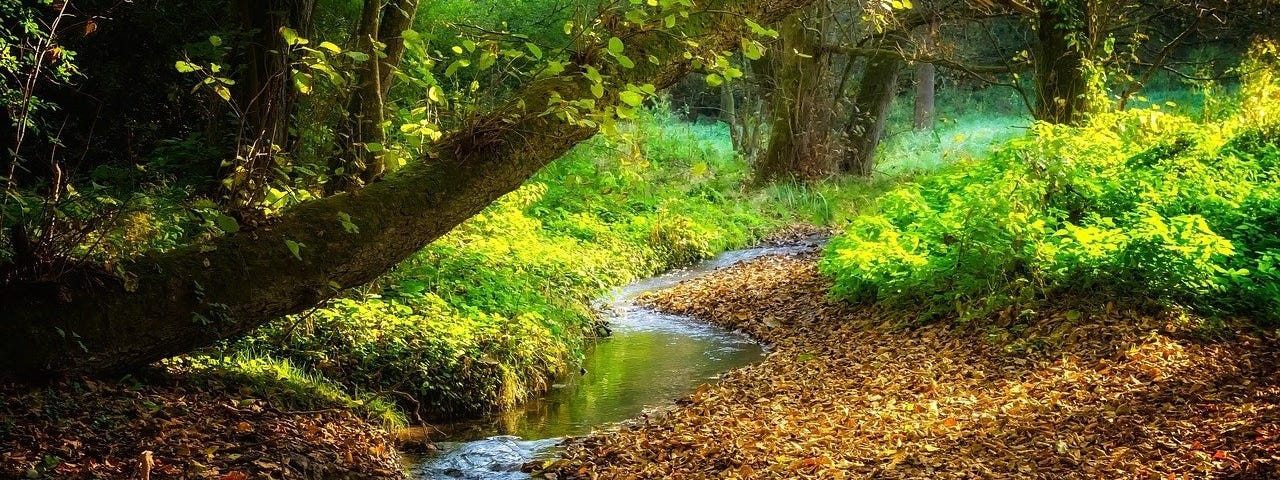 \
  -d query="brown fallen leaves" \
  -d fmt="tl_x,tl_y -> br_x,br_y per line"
548,254 -> 1280,479
1,374 -> 403,479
